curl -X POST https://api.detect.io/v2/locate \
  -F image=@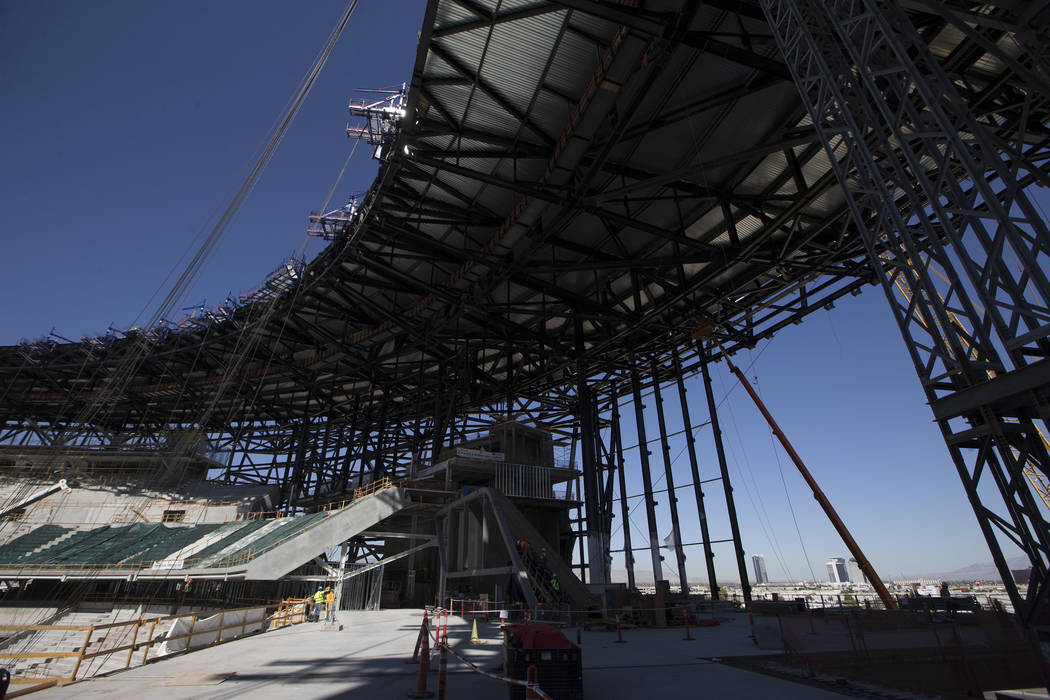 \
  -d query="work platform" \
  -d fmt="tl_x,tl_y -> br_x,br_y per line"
27,609 -> 856,700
